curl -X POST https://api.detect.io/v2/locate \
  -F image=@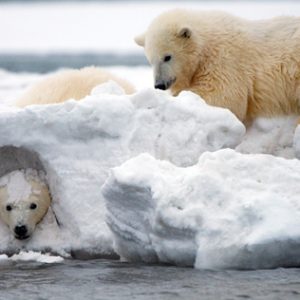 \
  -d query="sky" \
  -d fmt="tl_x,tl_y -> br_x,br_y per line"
1,1 -> 299,54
